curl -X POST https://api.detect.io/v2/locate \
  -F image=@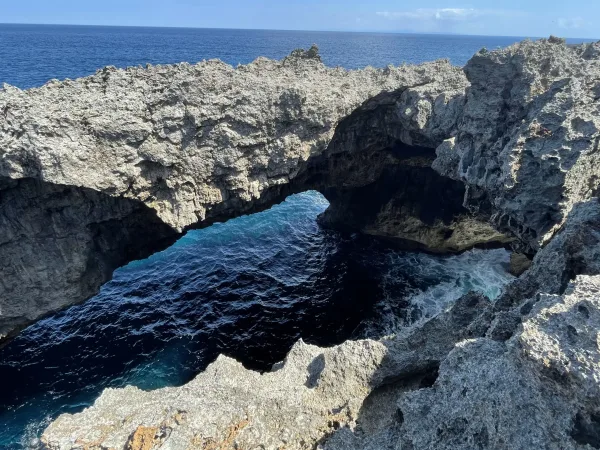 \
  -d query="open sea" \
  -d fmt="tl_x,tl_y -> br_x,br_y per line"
0,24 -> 588,448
